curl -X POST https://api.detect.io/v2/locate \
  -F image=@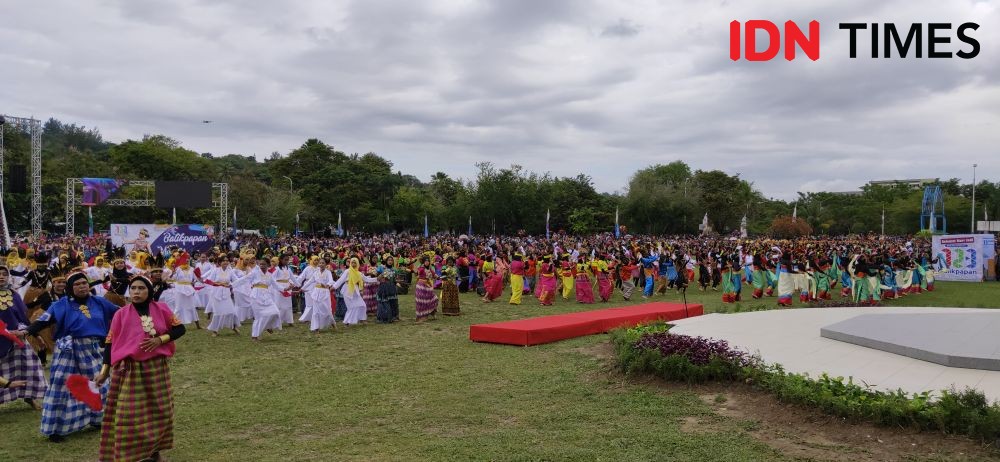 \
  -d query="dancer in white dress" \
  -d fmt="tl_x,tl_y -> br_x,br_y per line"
232,249 -> 256,323
295,256 -> 319,323
170,254 -> 202,329
194,252 -> 215,316
302,258 -> 336,333
333,258 -> 378,326
203,256 -> 241,336
233,259 -> 286,341
271,255 -> 295,326
85,255 -> 111,297
158,266 -> 177,309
